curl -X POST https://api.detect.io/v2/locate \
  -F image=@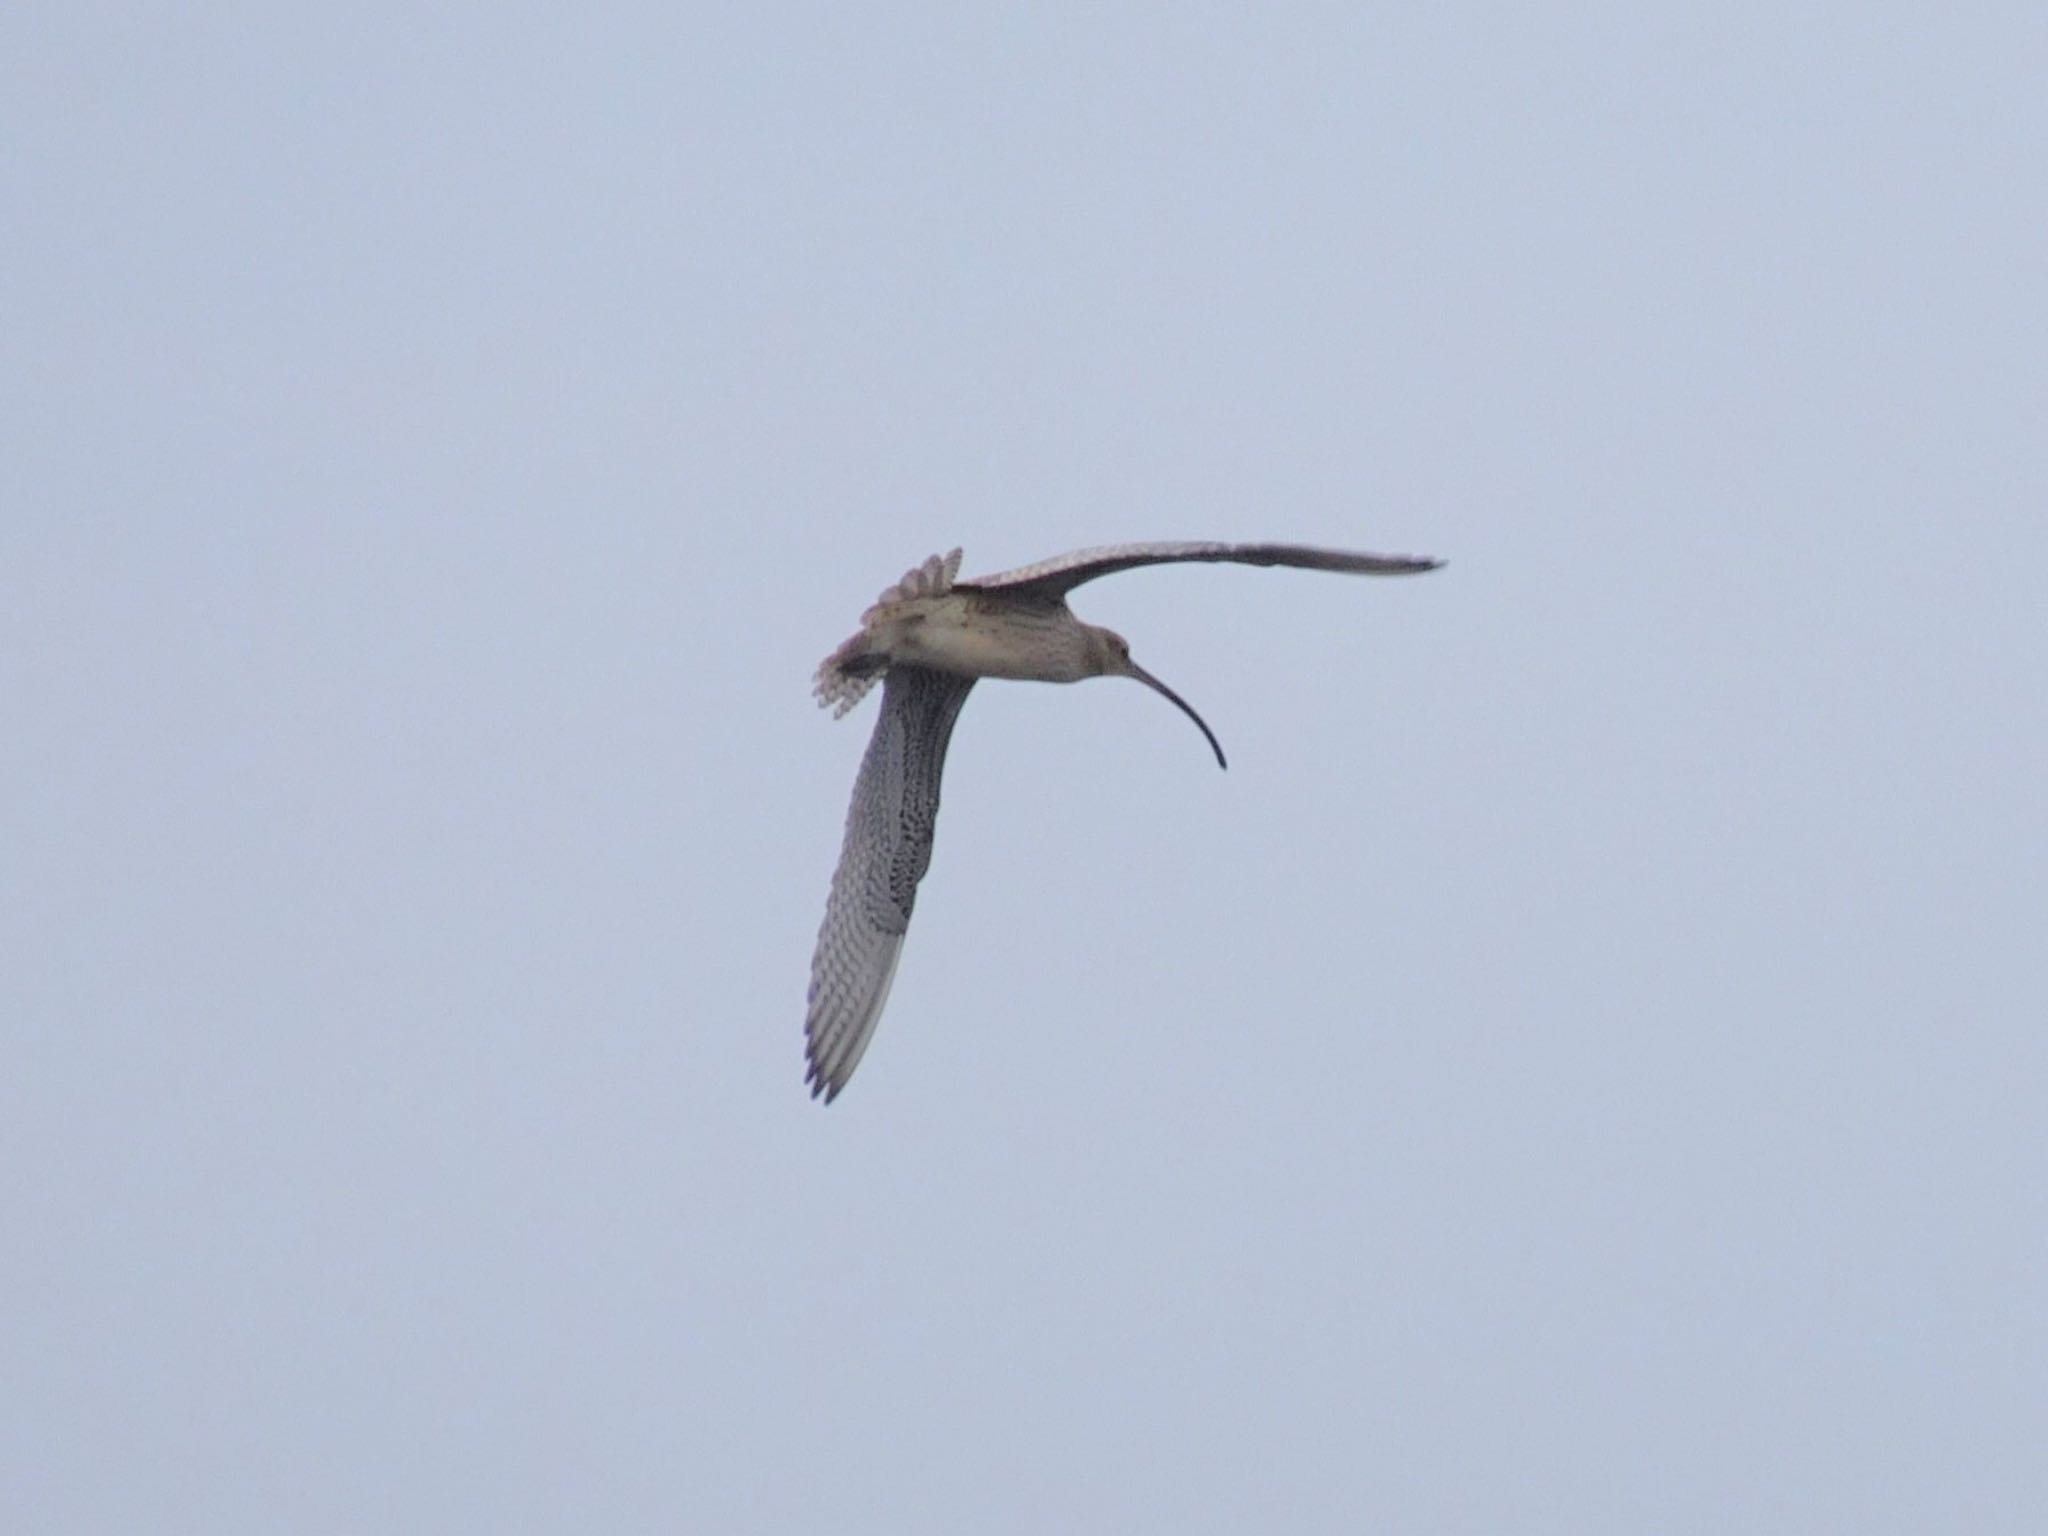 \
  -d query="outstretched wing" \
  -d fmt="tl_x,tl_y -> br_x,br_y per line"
805,666 -> 975,1101
958,541 -> 1442,602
